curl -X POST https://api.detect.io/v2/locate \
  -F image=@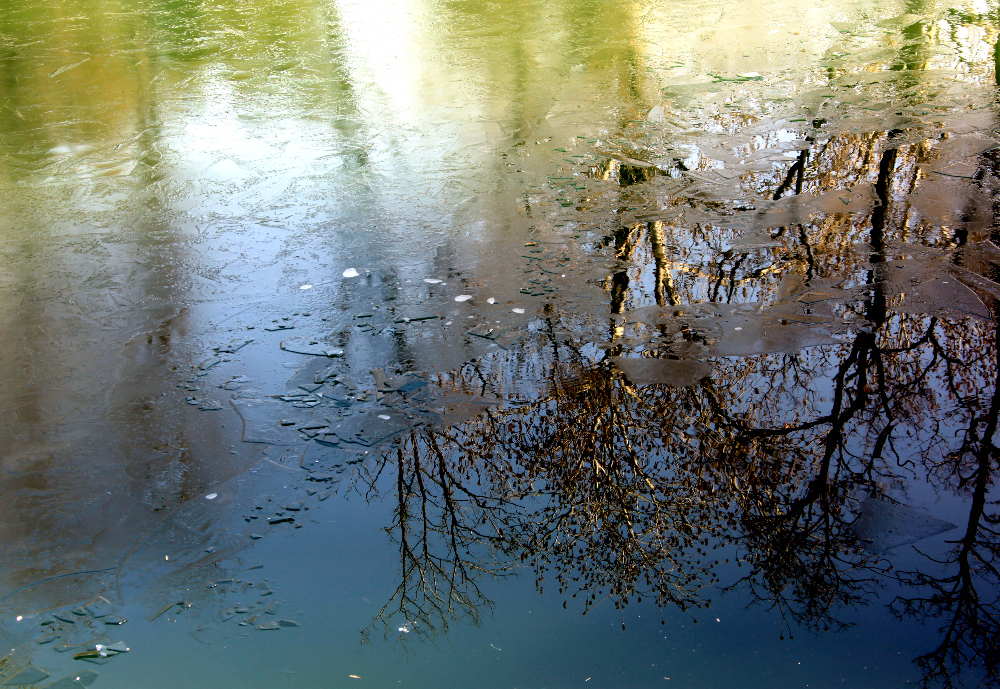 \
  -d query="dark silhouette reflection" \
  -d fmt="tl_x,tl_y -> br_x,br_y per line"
355,106 -> 1000,689
366,324 -> 999,687
891,318 -> 1000,688
365,312 -> 997,687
